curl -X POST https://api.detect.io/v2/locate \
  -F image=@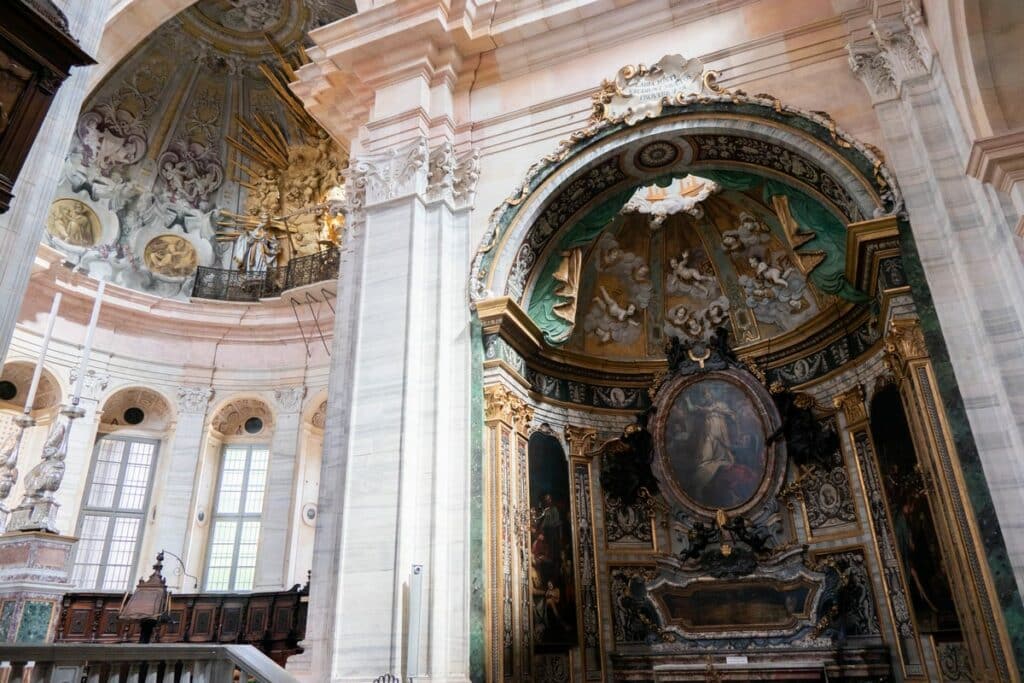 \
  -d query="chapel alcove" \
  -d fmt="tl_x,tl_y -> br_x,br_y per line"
473,56 -> 1009,681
